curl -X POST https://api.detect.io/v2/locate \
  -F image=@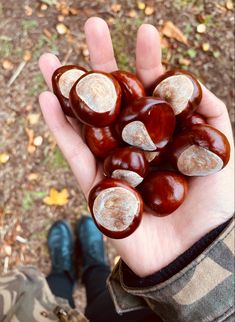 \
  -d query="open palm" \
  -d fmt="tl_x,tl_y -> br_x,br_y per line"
39,17 -> 234,277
